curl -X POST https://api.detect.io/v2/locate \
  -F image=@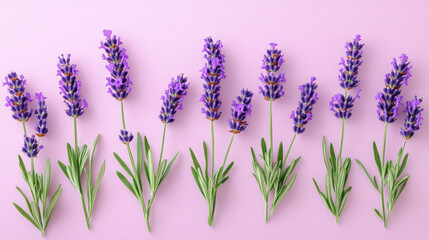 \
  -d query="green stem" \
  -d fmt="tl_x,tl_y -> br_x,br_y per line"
339,119 -> 345,159
338,89 -> 348,159
402,140 -> 407,152
73,117 -> 78,151
284,133 -> 297,165
158,123 -> 167,165
22,121 -> 27,136
81,194 -> 91,229
265,198 -> 269,222
211,120 -> 215,177
269,100 -> 273,165
220,134 -> 235,170
380,122 -> 388,228
121,100 -> 126,129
